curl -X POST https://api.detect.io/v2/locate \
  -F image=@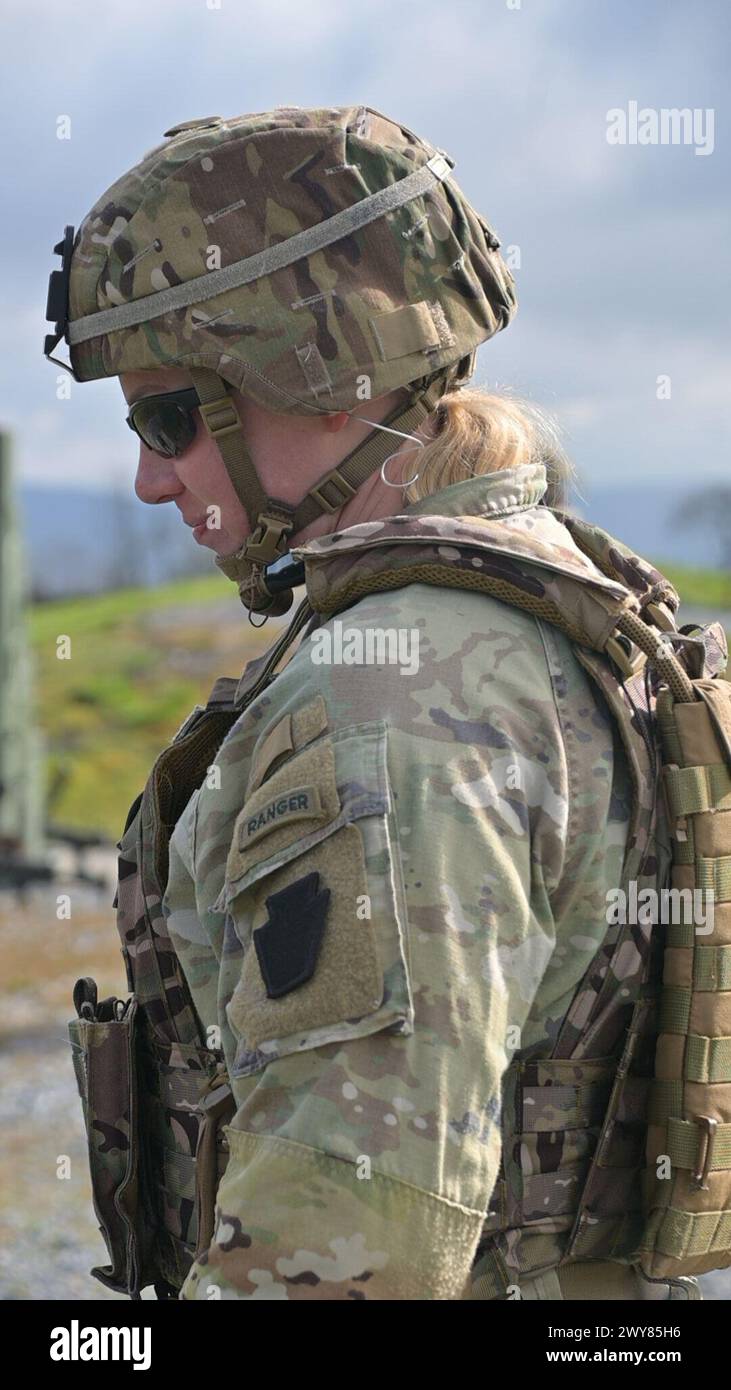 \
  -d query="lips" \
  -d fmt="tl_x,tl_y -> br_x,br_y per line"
176,507 -> 214,543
